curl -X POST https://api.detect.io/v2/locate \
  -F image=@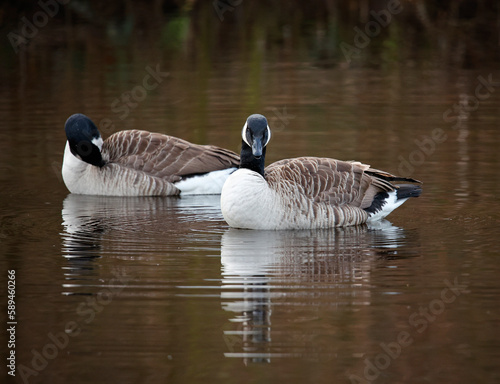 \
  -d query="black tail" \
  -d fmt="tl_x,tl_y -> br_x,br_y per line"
396,184 -> 422,200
